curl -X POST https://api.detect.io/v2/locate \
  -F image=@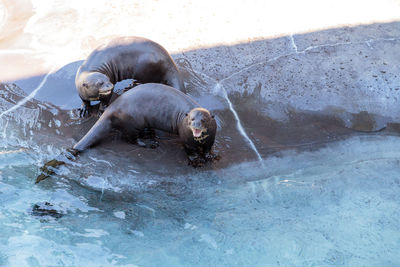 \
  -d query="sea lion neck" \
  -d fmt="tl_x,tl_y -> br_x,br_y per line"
176,111 -> 190,135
